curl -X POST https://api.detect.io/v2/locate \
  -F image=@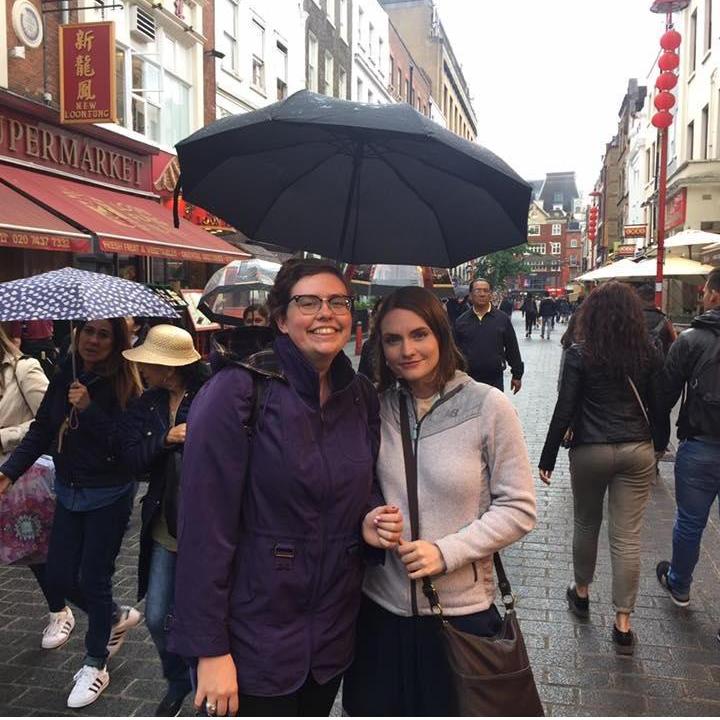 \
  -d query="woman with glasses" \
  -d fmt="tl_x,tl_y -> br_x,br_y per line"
169,258 -> 403,717
0,318 -> 143,709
